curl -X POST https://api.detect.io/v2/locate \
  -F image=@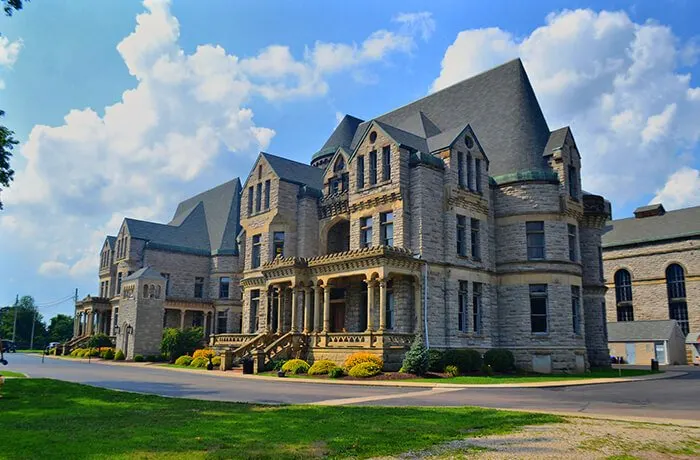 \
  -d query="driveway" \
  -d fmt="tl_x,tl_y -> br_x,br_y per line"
4,353 -> 699,423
